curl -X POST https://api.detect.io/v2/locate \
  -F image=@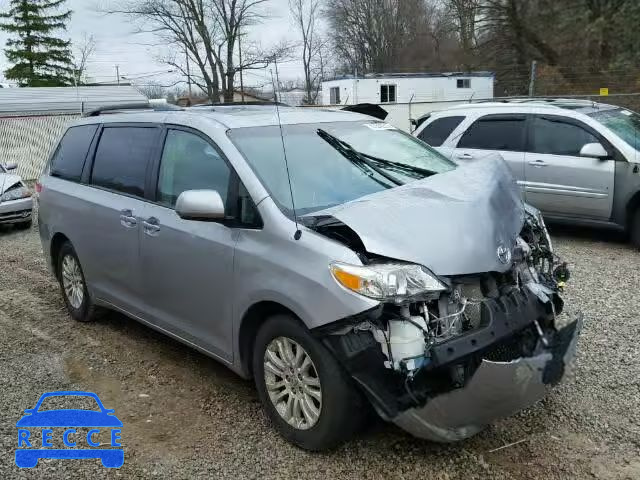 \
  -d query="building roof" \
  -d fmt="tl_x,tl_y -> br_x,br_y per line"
324,71 -> 495,82
0,86 -> 148,115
